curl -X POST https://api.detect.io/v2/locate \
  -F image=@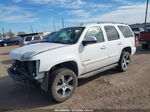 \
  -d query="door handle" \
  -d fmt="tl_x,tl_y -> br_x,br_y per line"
118,42 -> 122,45
100,45 -> 106,49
